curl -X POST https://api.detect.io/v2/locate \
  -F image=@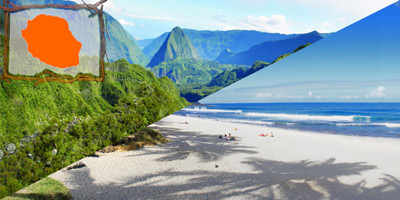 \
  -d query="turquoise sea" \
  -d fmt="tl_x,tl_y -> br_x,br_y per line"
175,103 -> 400,138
